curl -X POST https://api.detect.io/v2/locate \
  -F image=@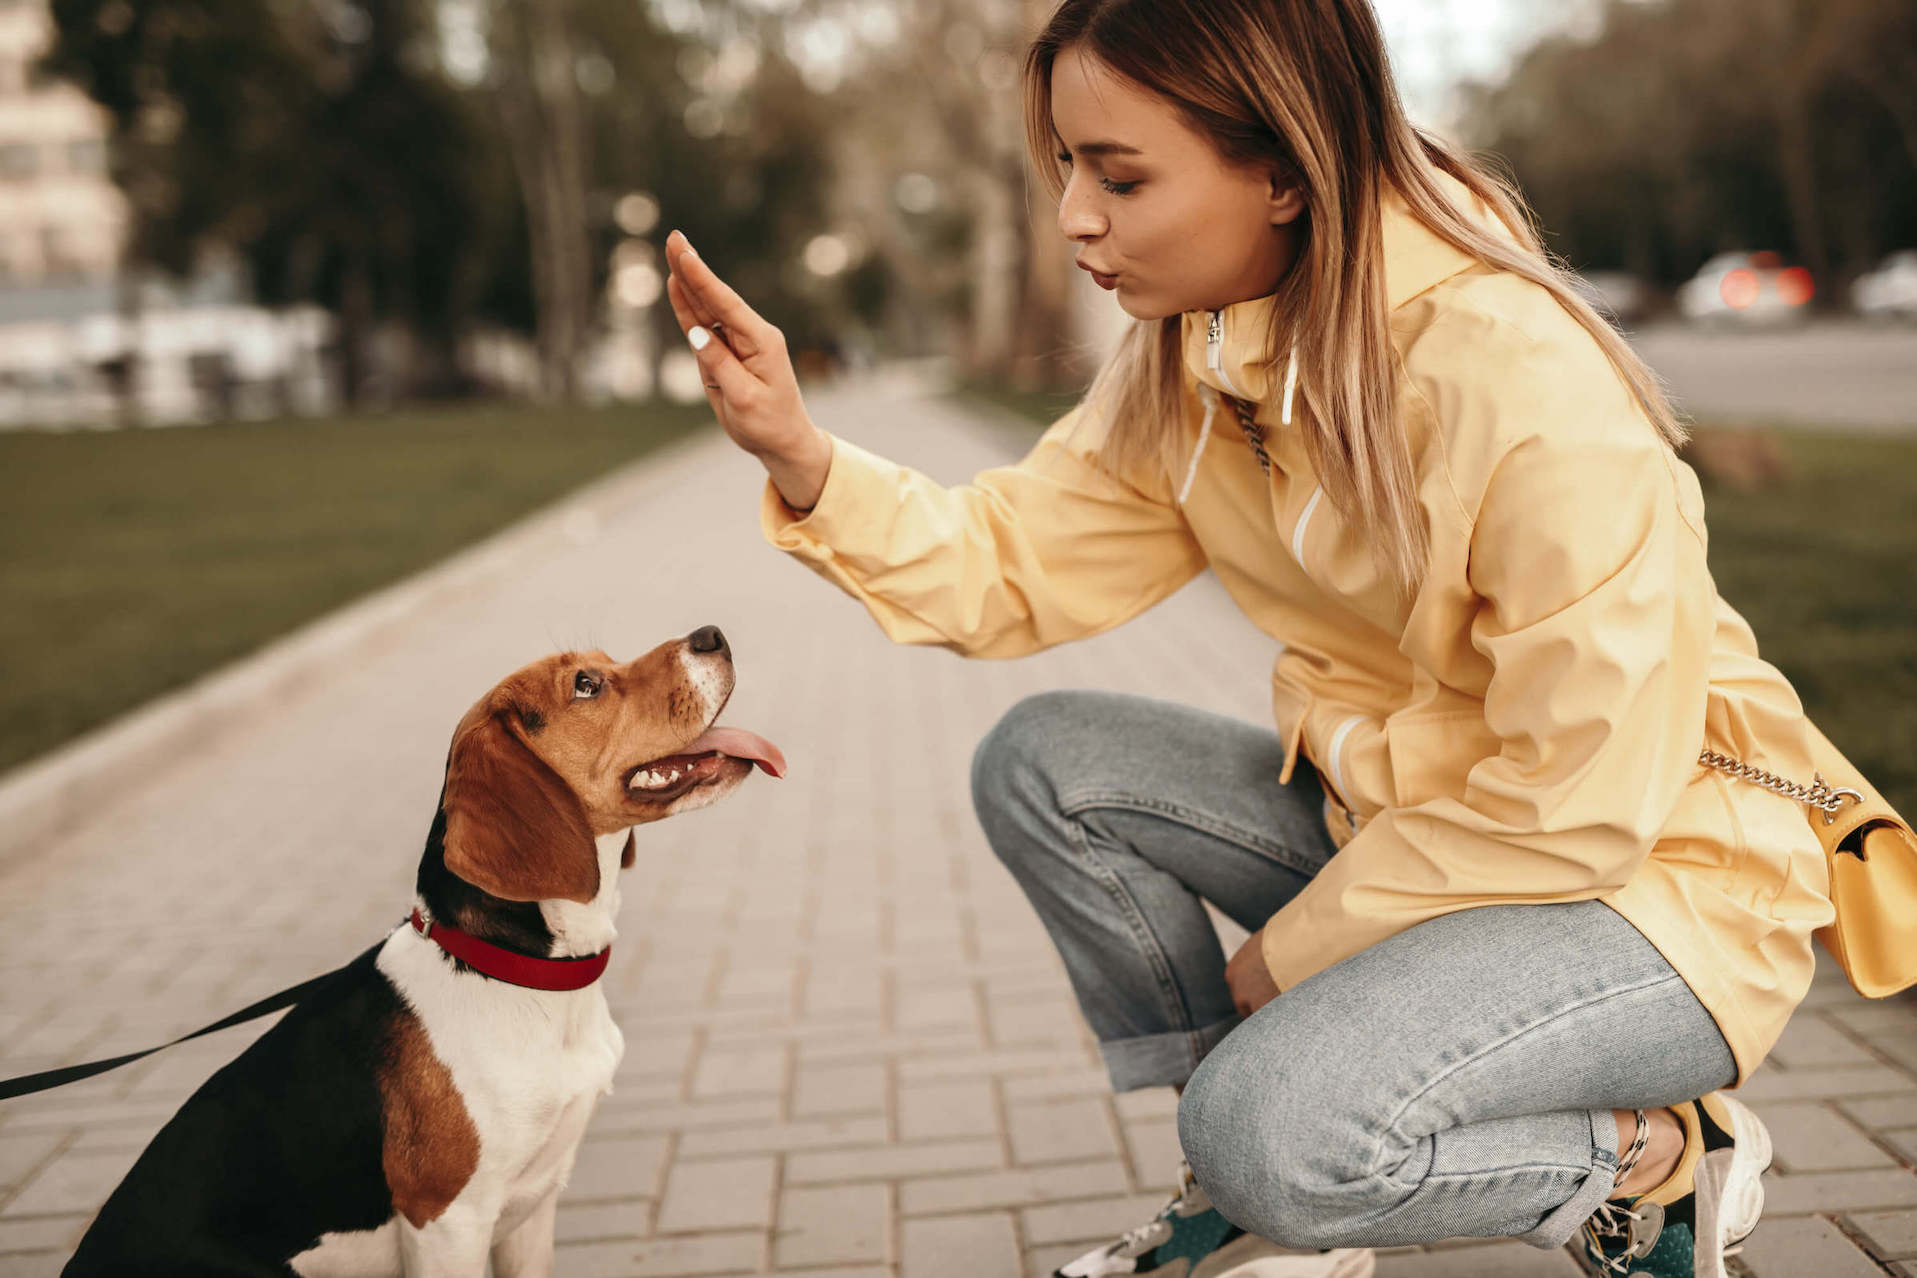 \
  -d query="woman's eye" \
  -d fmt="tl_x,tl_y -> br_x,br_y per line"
1100,178 -> 1138,196
573,671 -> 602,699
1056,150 -> 1073,166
